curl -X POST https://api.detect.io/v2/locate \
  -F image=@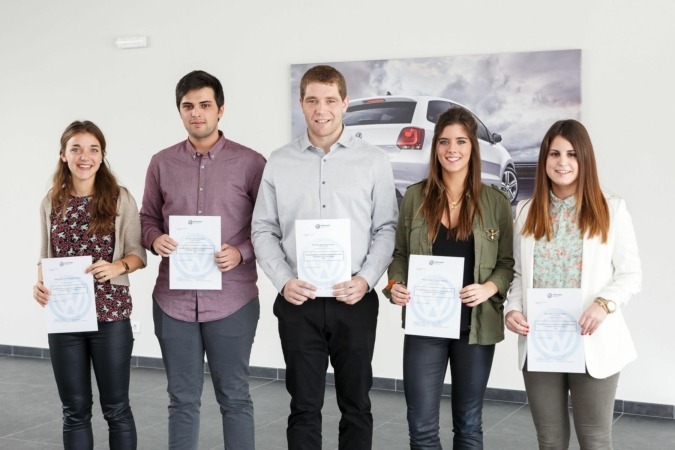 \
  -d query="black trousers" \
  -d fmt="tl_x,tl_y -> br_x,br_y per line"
274,290 -> 379,450
48,320 -> 136,450
403,334 -> 495,450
